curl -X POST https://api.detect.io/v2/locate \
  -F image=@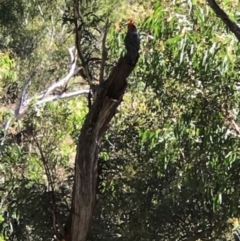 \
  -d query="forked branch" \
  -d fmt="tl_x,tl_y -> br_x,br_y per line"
2,47 -> 89,143
15,47 -> 87,119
